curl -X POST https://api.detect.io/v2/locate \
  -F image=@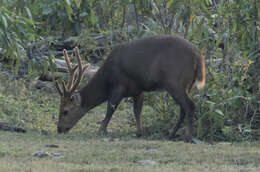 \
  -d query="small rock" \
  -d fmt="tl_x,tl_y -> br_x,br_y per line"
103,138 -> 120,142
103,138 -> 112,142
33,150 -> 50,158
138,160 -> 157,166
30,80 -> 55,92
52,114 -> 58,120
191,137 -> 204,144
0,122 -> 26,133
52,153 -> 64,159
54,59 -> 68,70
45,144 -> 59,148
218,142 -> 232,145
132,133 -> 137,137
